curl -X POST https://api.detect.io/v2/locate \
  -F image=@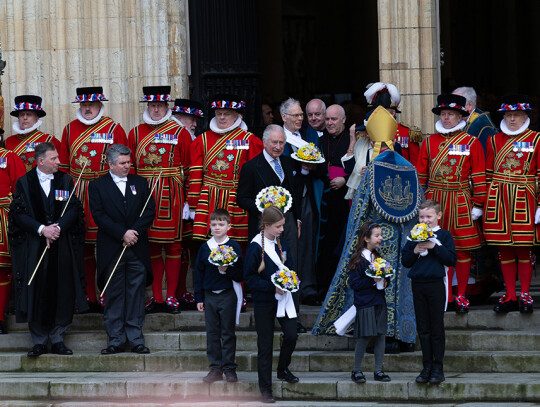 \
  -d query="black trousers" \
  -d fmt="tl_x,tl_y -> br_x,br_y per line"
204,289 -> 237,370
254,304 -> 298,393
103,248 -> 146,348
412,279 -> 446,370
